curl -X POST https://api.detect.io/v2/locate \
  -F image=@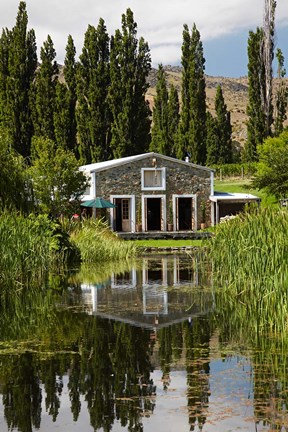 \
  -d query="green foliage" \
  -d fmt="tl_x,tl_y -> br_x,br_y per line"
0,127 -> 32,212
76,20 -> 111,164
31,35 -> 58,141
210,162 -> 258,178
70,217 -> 137,262
150,65 -> 169,154
54,37 -> 78,153
178,23 -> 206,164
168,84 -> 180,157
274,48 -> 288,137
150,67 -> 180,157
108,9 -> 151,158
214,85 -> 232,164
0,1 -> 37,158
252,131 -> 288,198
62,35 -> 78,154
244,28 -> 267,161
210,206 -> 288,333
0,212 -> 56,289
29,136 -> 89,216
